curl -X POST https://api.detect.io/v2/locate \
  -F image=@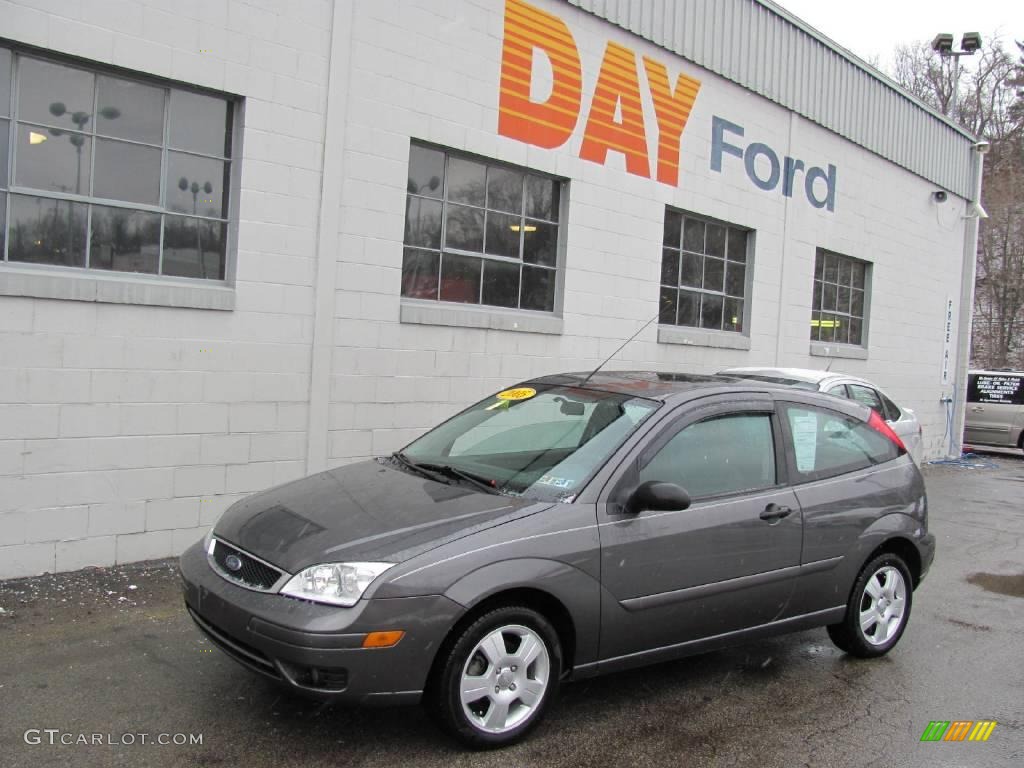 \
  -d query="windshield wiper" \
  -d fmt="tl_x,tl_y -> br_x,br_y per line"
391,452 -> 452,485
391,453 -> 503,495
